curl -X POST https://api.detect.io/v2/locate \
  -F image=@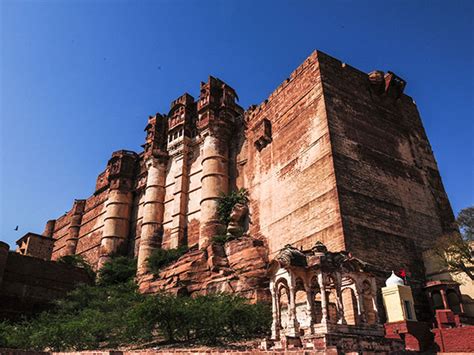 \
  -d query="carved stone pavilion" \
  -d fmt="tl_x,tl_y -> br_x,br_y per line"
266,242 -> 402,352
